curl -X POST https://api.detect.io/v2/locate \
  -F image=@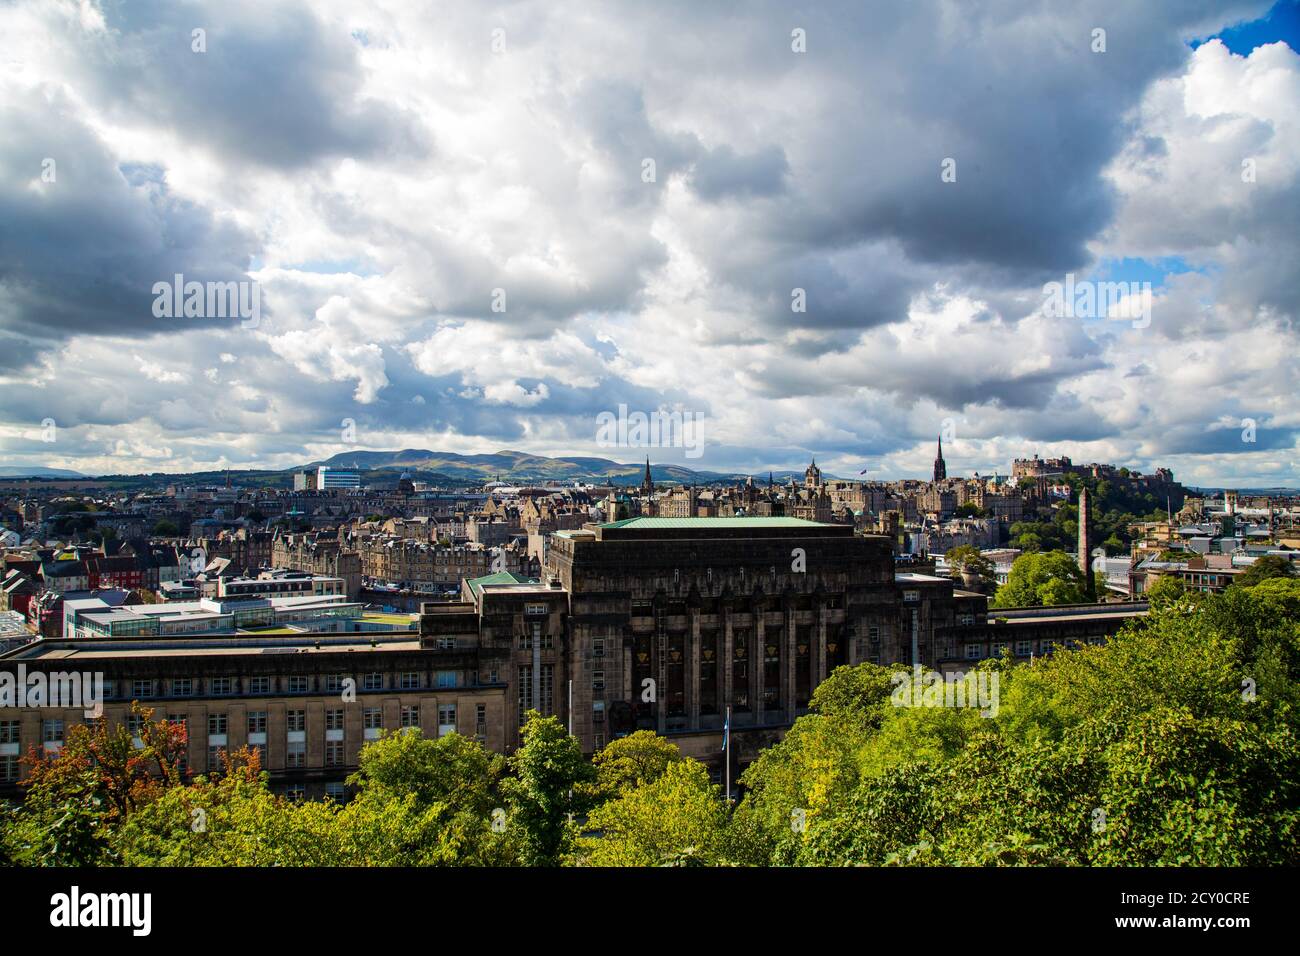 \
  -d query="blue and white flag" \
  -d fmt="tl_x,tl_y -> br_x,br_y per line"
720,711 -> 729,753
